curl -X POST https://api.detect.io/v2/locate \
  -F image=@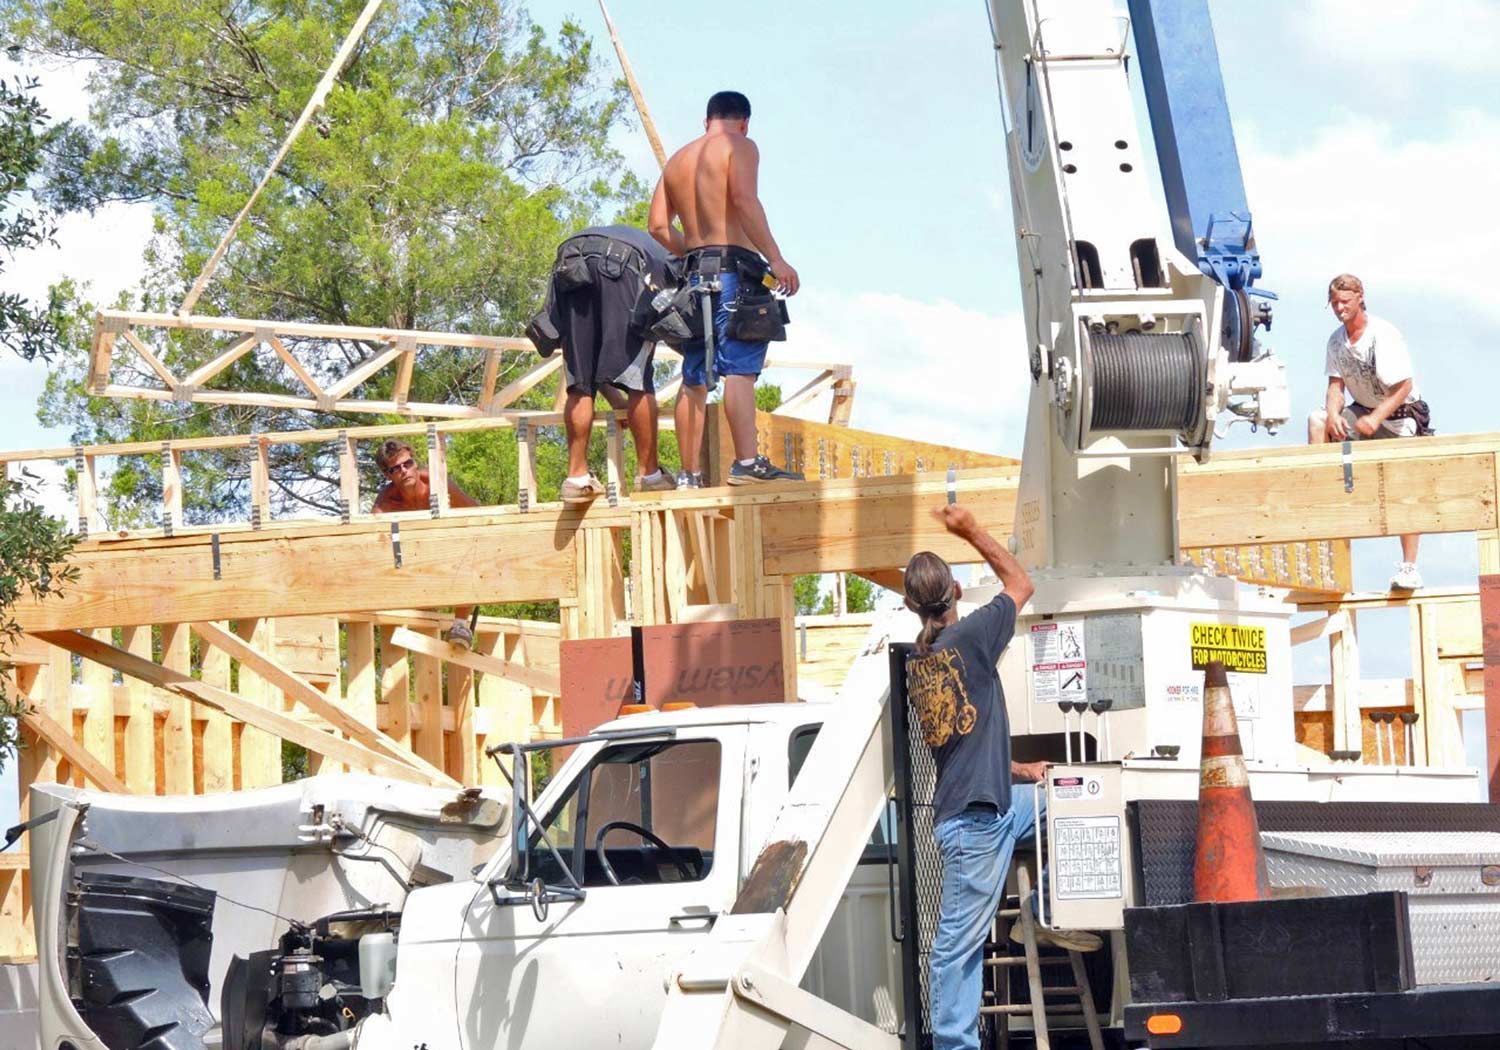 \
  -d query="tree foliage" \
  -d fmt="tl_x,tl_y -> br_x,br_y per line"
0,474 -> 77,772
8,0 -> 646,529
793,572 -> 878,617
0,61 -> 66,359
